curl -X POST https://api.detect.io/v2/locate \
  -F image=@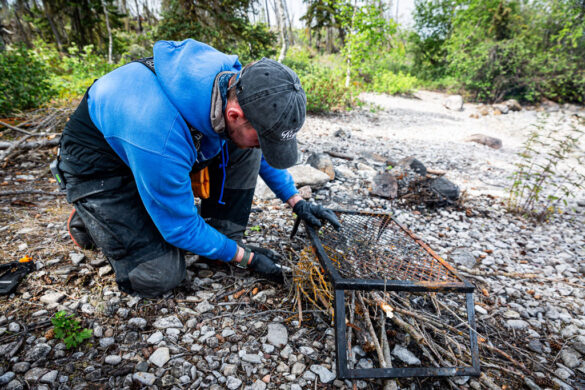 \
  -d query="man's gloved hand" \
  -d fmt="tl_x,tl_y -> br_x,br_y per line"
293,200 -> 341,230
243,245 -> 284,284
